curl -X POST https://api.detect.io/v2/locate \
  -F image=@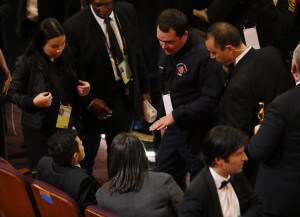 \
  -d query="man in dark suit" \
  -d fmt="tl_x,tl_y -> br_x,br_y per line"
248,43 -> 300,217
63,0 -> 150,172
205,0 -> 300,73
205,22 -> 291,185
37,129 -> 100,212
180,125 -> 262,217
205,22 -> 291,137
